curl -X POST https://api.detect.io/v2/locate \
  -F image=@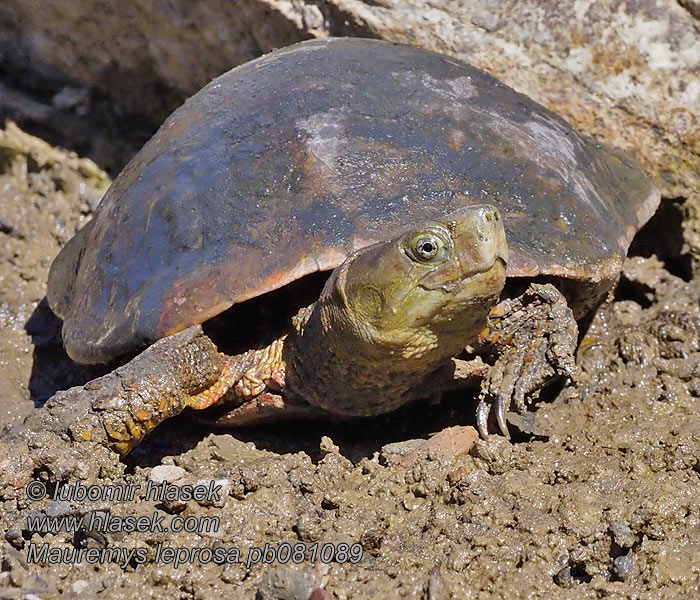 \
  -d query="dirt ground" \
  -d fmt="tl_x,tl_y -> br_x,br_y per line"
1,110 -> 699,599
